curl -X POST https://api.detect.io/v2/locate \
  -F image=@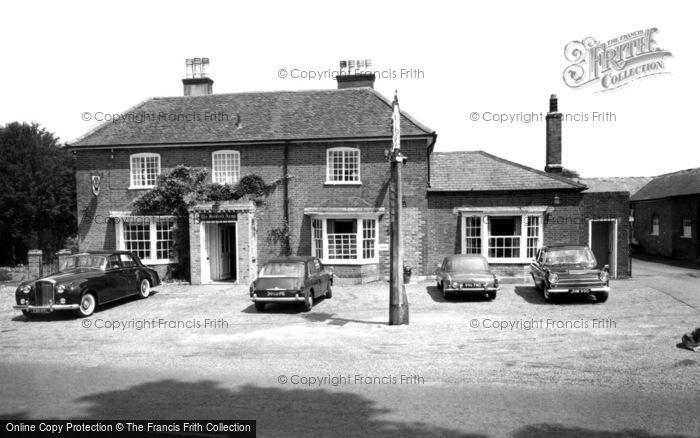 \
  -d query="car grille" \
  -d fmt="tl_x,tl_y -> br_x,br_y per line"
556,276 -> 604,287
34,281 -> 54,306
